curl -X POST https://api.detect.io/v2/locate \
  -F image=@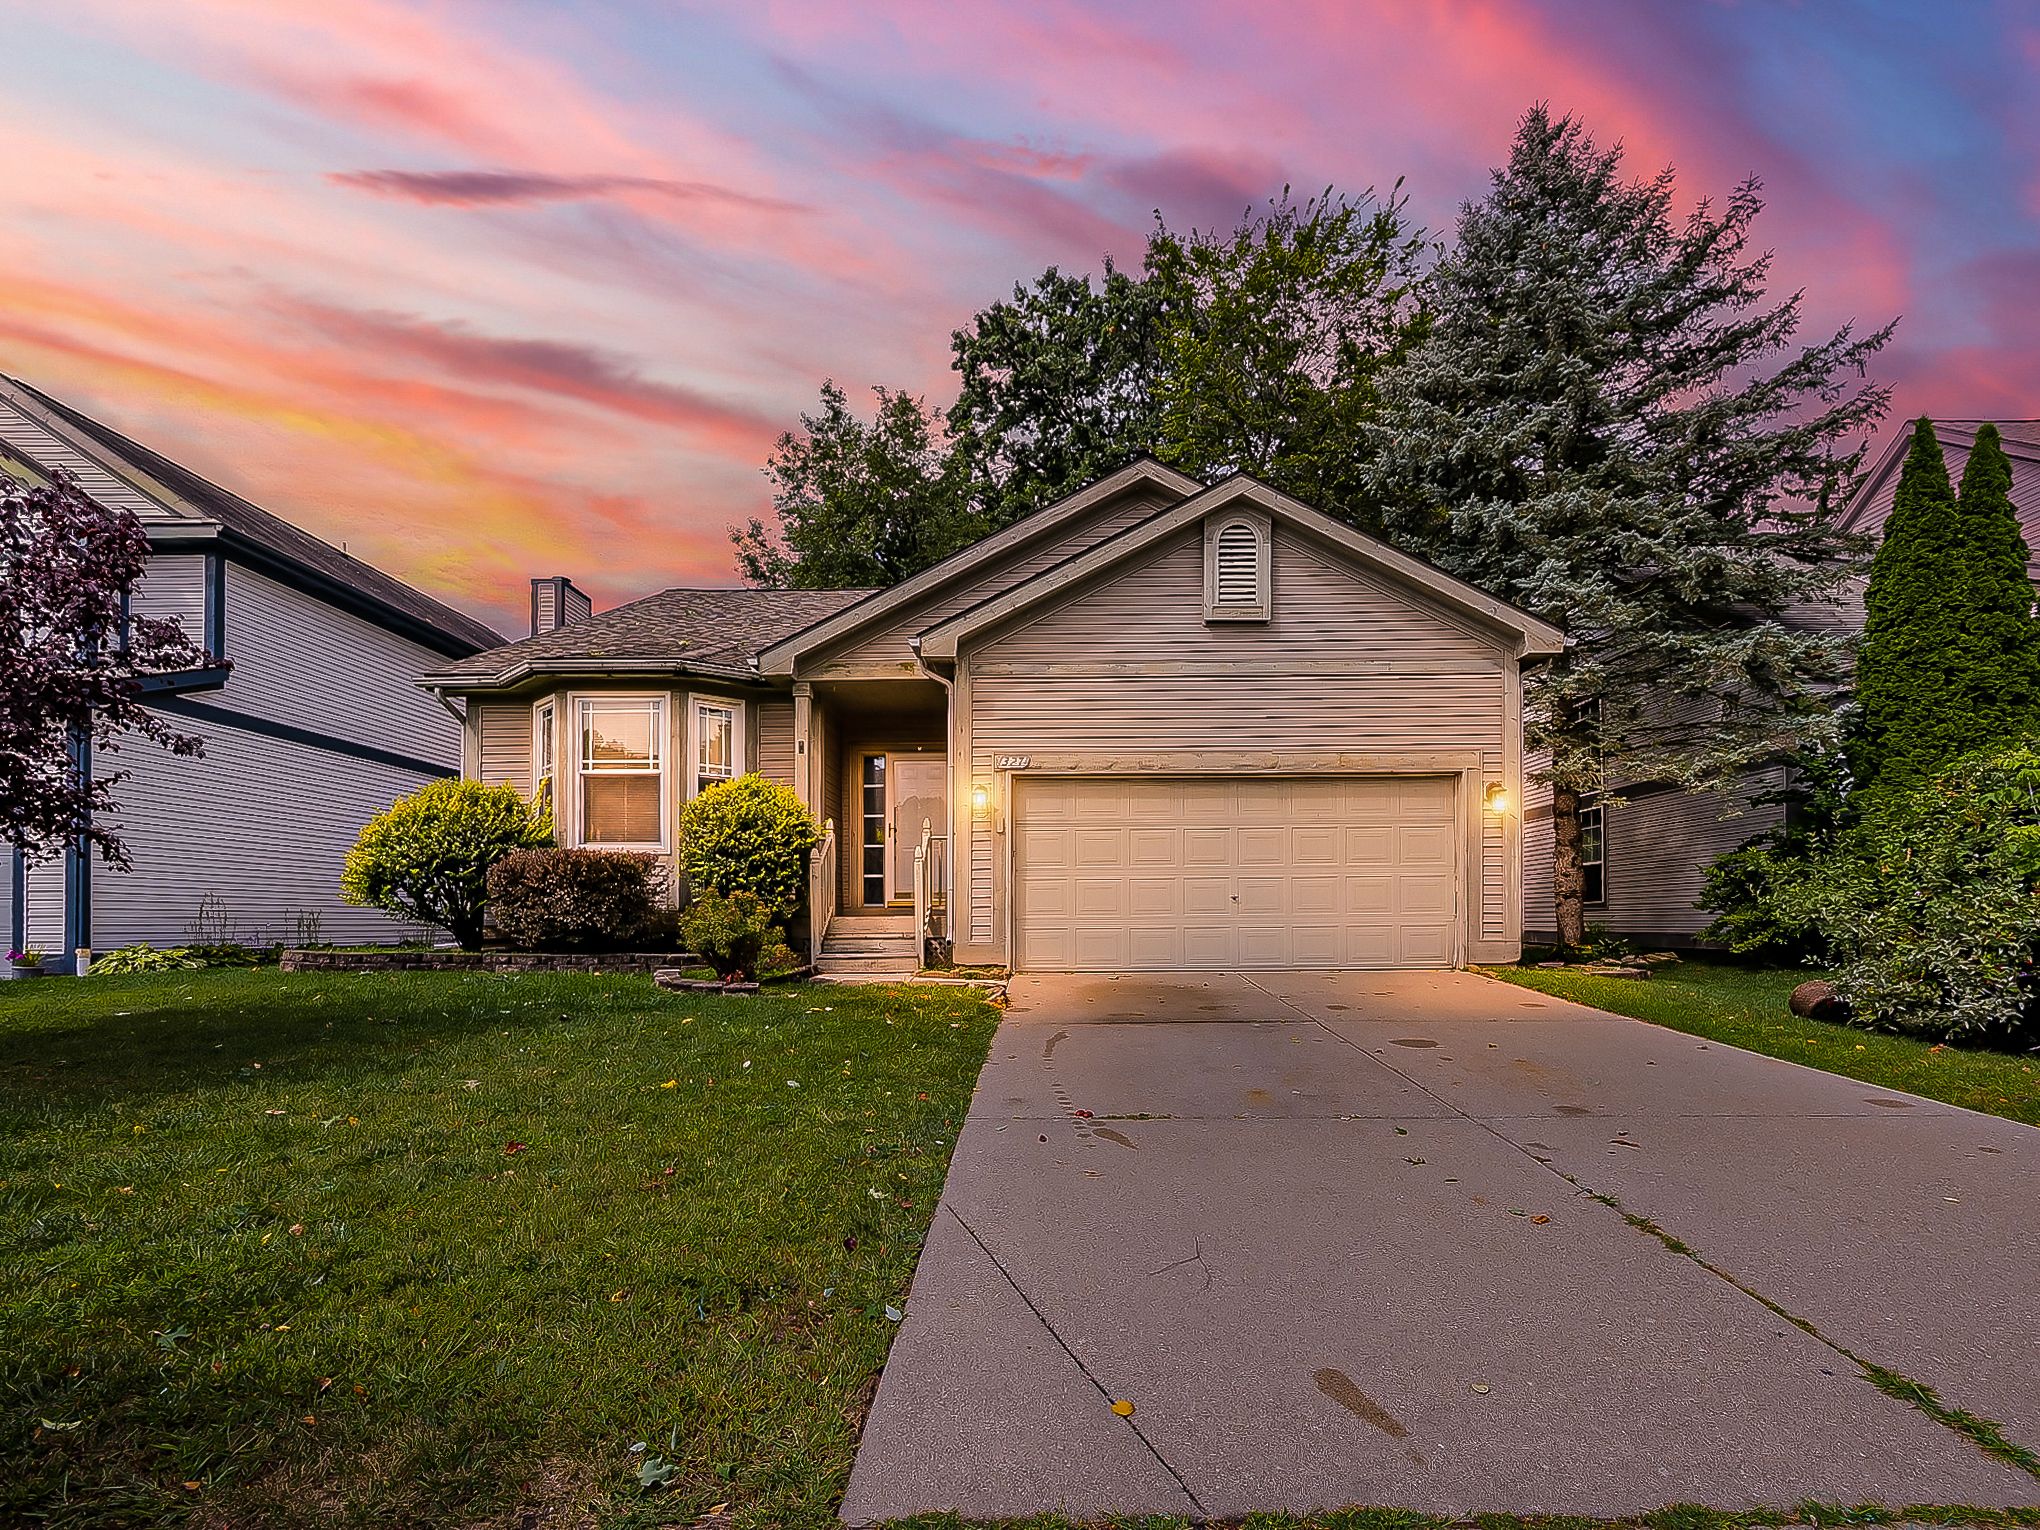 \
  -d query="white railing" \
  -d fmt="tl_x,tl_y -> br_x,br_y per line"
912,819 -> 948,965
809,818 -> 837,964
